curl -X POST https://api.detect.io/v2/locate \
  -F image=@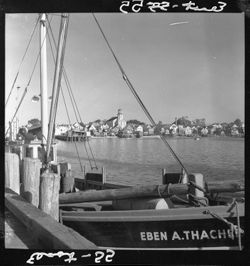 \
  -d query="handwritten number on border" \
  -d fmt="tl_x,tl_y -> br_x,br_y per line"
26,250 -> 116,264
119,1 -> 227,13
95,249 -> 115,263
